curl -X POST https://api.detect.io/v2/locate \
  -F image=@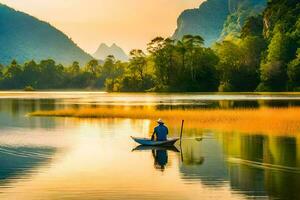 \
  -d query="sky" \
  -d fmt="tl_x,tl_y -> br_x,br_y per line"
1,0 -> 204,54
